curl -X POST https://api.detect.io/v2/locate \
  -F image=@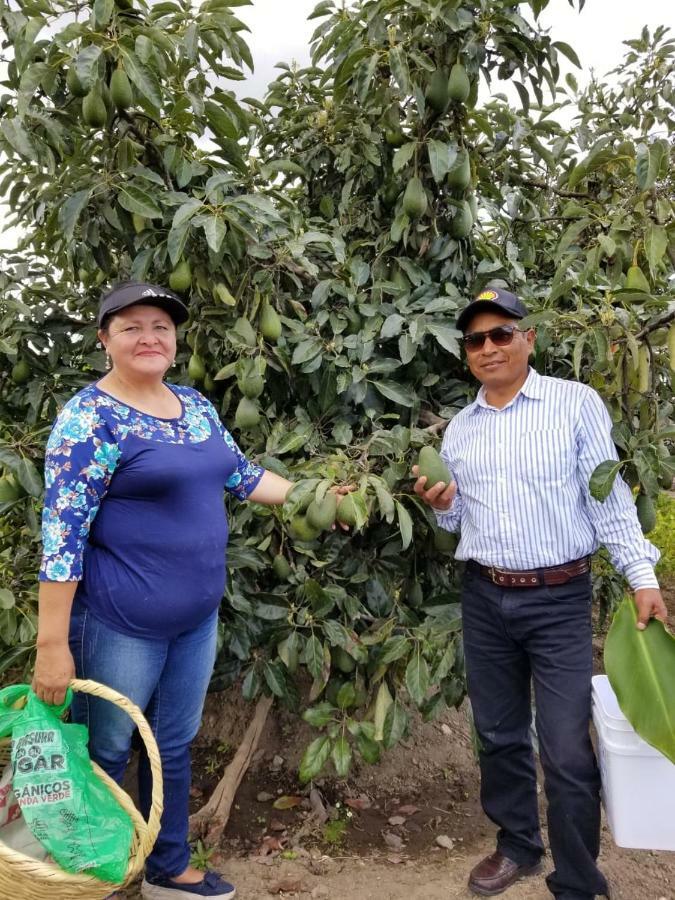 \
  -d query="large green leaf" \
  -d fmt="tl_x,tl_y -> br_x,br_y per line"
118,185 -> 162,219
299,735 -> 331,783
405,652 -> 429,707
589,460 -> 624,502
16,458 -> 42,497
382,699 -> 408,750
331,734 -> 352,776
604,597 -> 675,764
